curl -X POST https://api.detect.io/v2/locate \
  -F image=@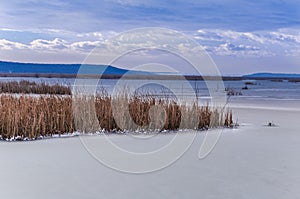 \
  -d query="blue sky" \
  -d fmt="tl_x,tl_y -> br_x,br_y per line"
0,0 -> 300,74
